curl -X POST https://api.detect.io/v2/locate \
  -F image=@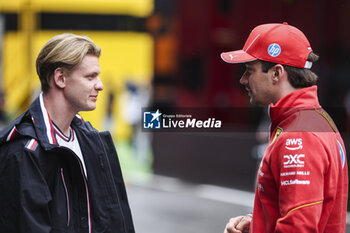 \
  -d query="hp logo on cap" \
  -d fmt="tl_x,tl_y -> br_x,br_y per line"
268,43 -> 281,57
